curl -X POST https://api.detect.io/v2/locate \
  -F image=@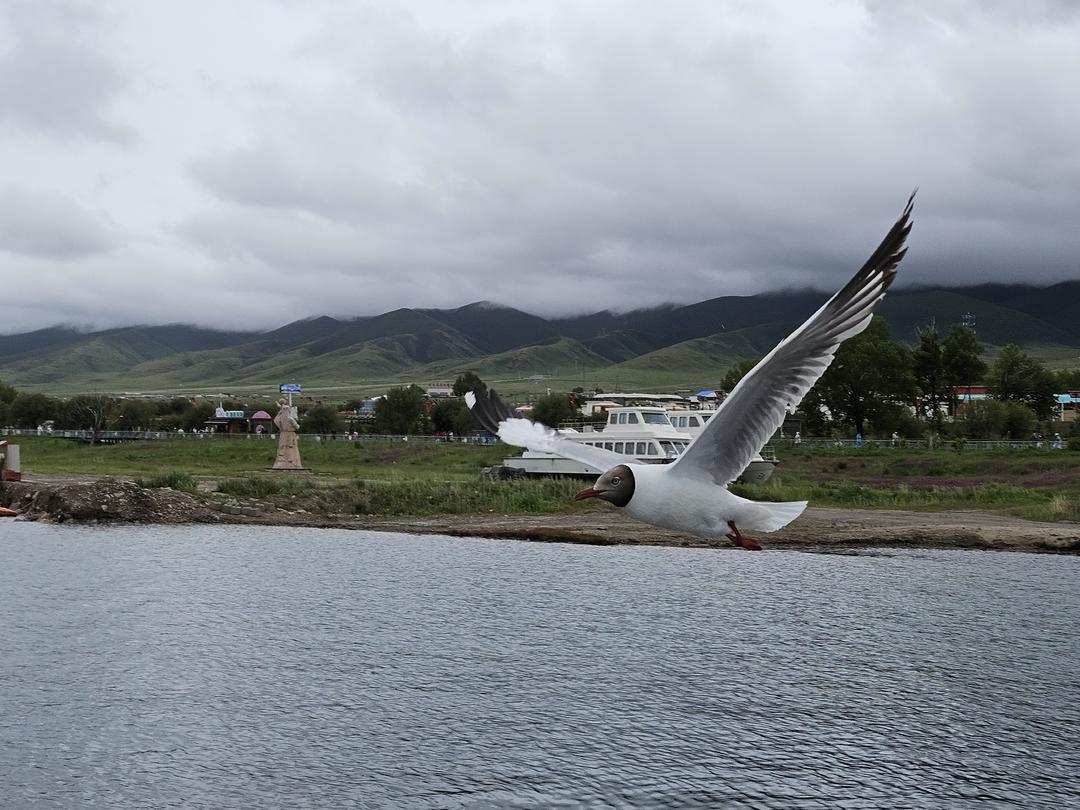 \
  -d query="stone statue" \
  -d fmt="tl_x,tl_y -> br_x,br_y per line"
271,397 -> 304,470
